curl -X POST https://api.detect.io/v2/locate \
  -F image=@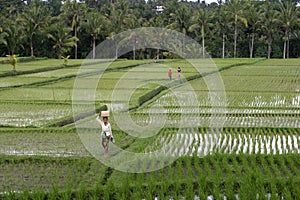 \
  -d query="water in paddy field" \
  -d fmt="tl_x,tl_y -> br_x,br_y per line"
135,89 -> 300,156
144,131 -> 300,156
